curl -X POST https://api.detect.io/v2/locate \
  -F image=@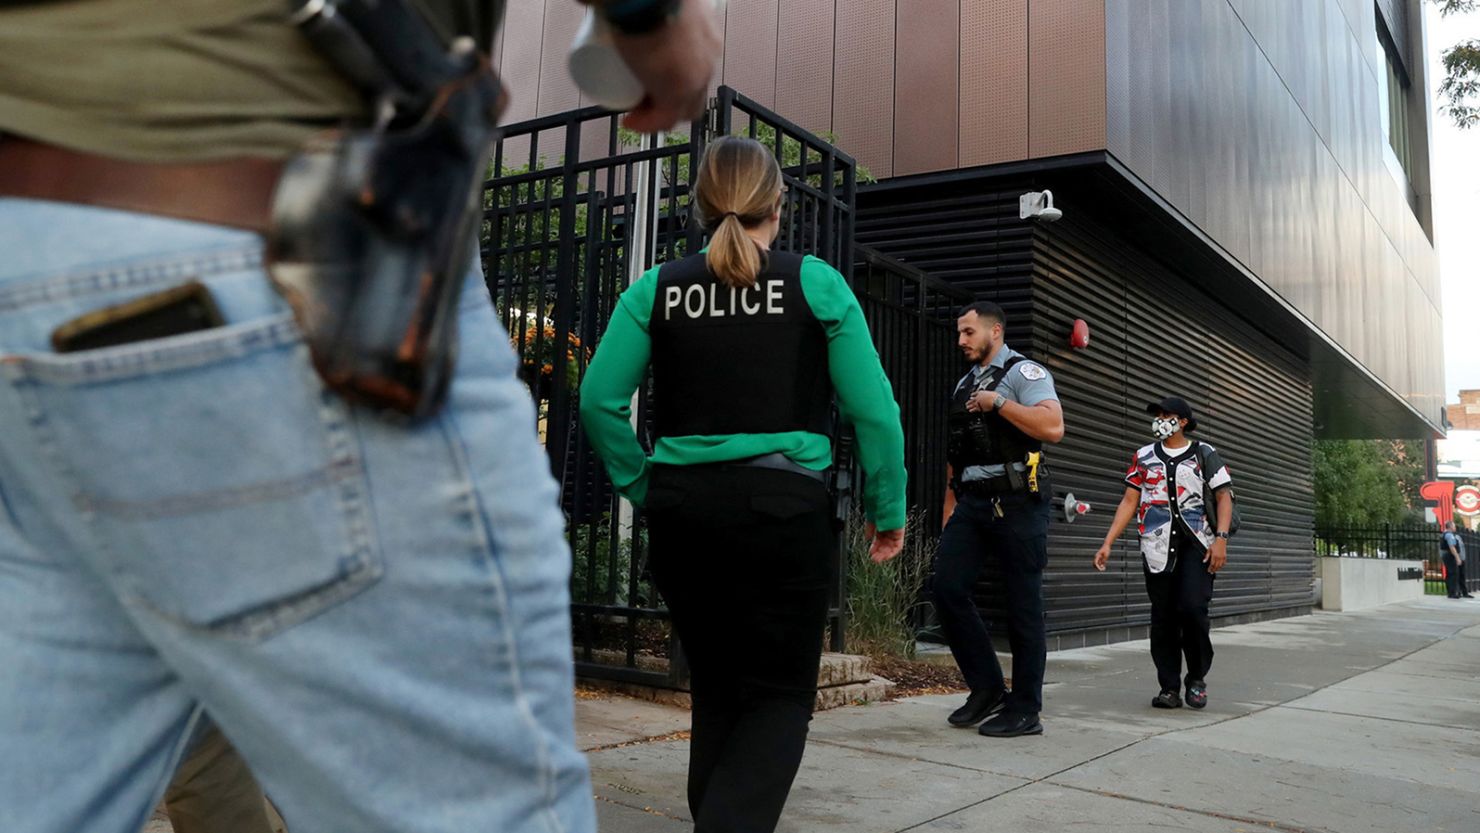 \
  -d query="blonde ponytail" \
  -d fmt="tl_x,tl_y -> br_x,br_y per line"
706,213 -> 763,289
694,136 -> 783,289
